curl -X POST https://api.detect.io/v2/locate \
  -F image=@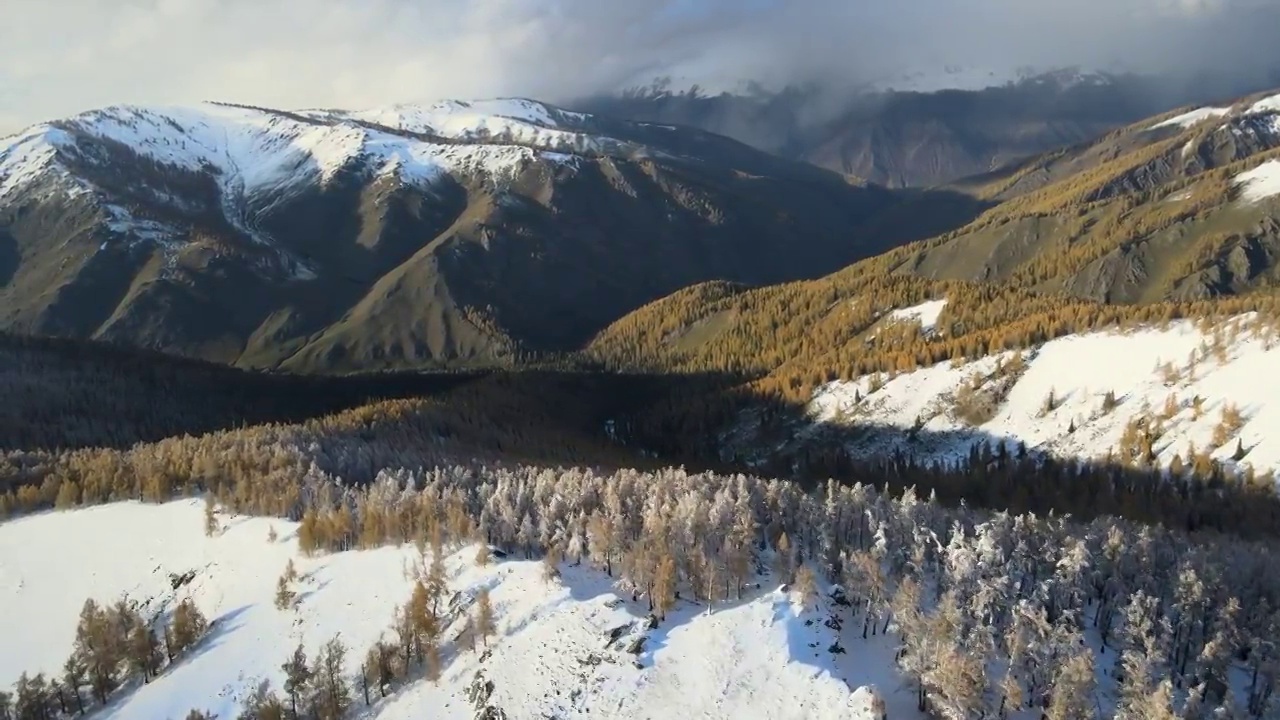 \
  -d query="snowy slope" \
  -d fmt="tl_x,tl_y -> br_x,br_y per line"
0,501 -> 911,720
887,299 -> 949,334
0,99 -> 601,207
810,312 -> 1280,475
1146,89 -> 1280,134
1150,105 -> 1233,130
1235,159 -> 1280,202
